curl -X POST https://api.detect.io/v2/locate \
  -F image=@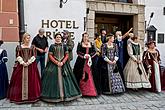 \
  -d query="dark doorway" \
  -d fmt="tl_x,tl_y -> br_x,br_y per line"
95,13 -> 133,67
95,13 -> 133,35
